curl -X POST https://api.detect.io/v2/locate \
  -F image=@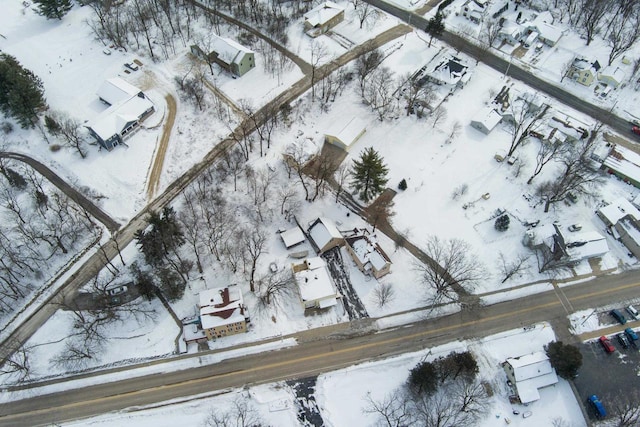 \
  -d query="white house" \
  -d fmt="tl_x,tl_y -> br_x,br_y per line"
87,78 -> 155,151
325,117 -> 367,151
593,142 -> 640,188
420,51 -> 470,88
292,257 -> 340,310
503,352 -> 558,404
308,217 -> 344,254
470,107 -> 502,134
525,11 -> 563,46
